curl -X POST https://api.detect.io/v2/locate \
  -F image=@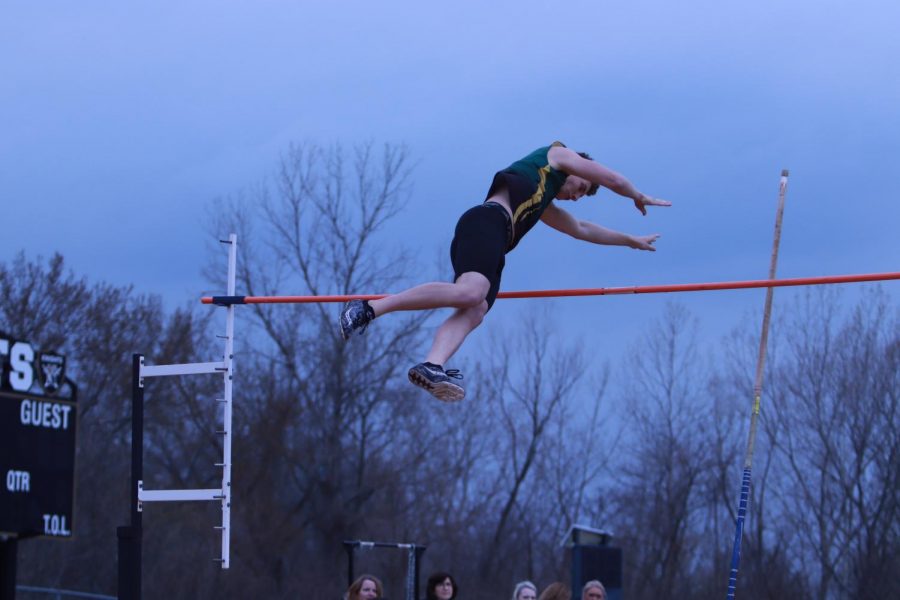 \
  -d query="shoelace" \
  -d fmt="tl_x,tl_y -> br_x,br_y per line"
444,369 -> 463,380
